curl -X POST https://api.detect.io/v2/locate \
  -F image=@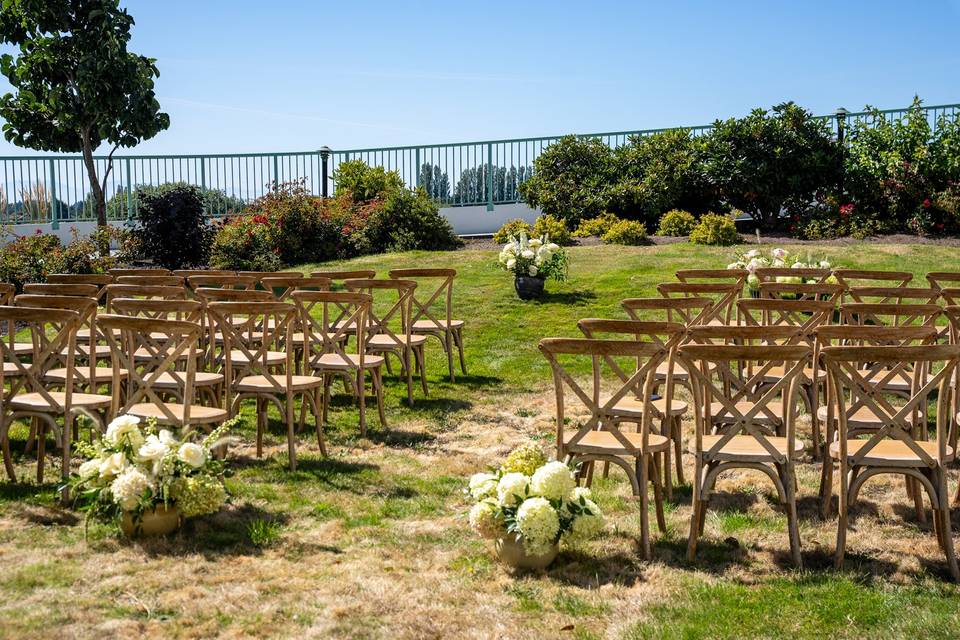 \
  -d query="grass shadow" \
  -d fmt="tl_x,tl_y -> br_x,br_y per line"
361,428 -> 437,449
536,290 -> 598,305
546,549 -> 649,587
